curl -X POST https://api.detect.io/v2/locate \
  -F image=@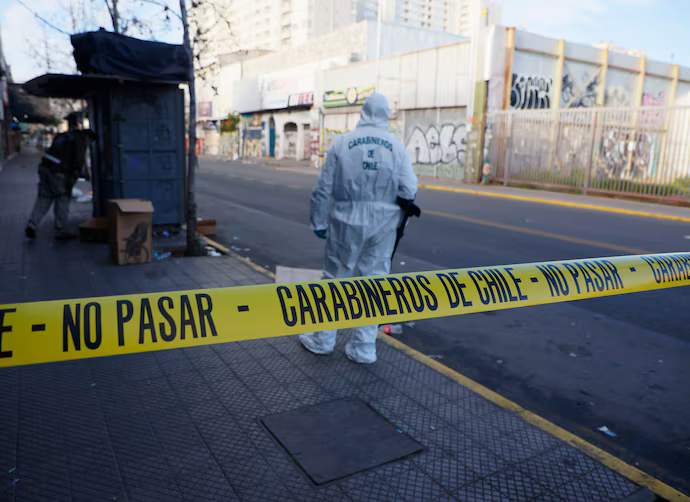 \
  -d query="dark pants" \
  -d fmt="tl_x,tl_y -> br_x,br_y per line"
27,165 -> 72,232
